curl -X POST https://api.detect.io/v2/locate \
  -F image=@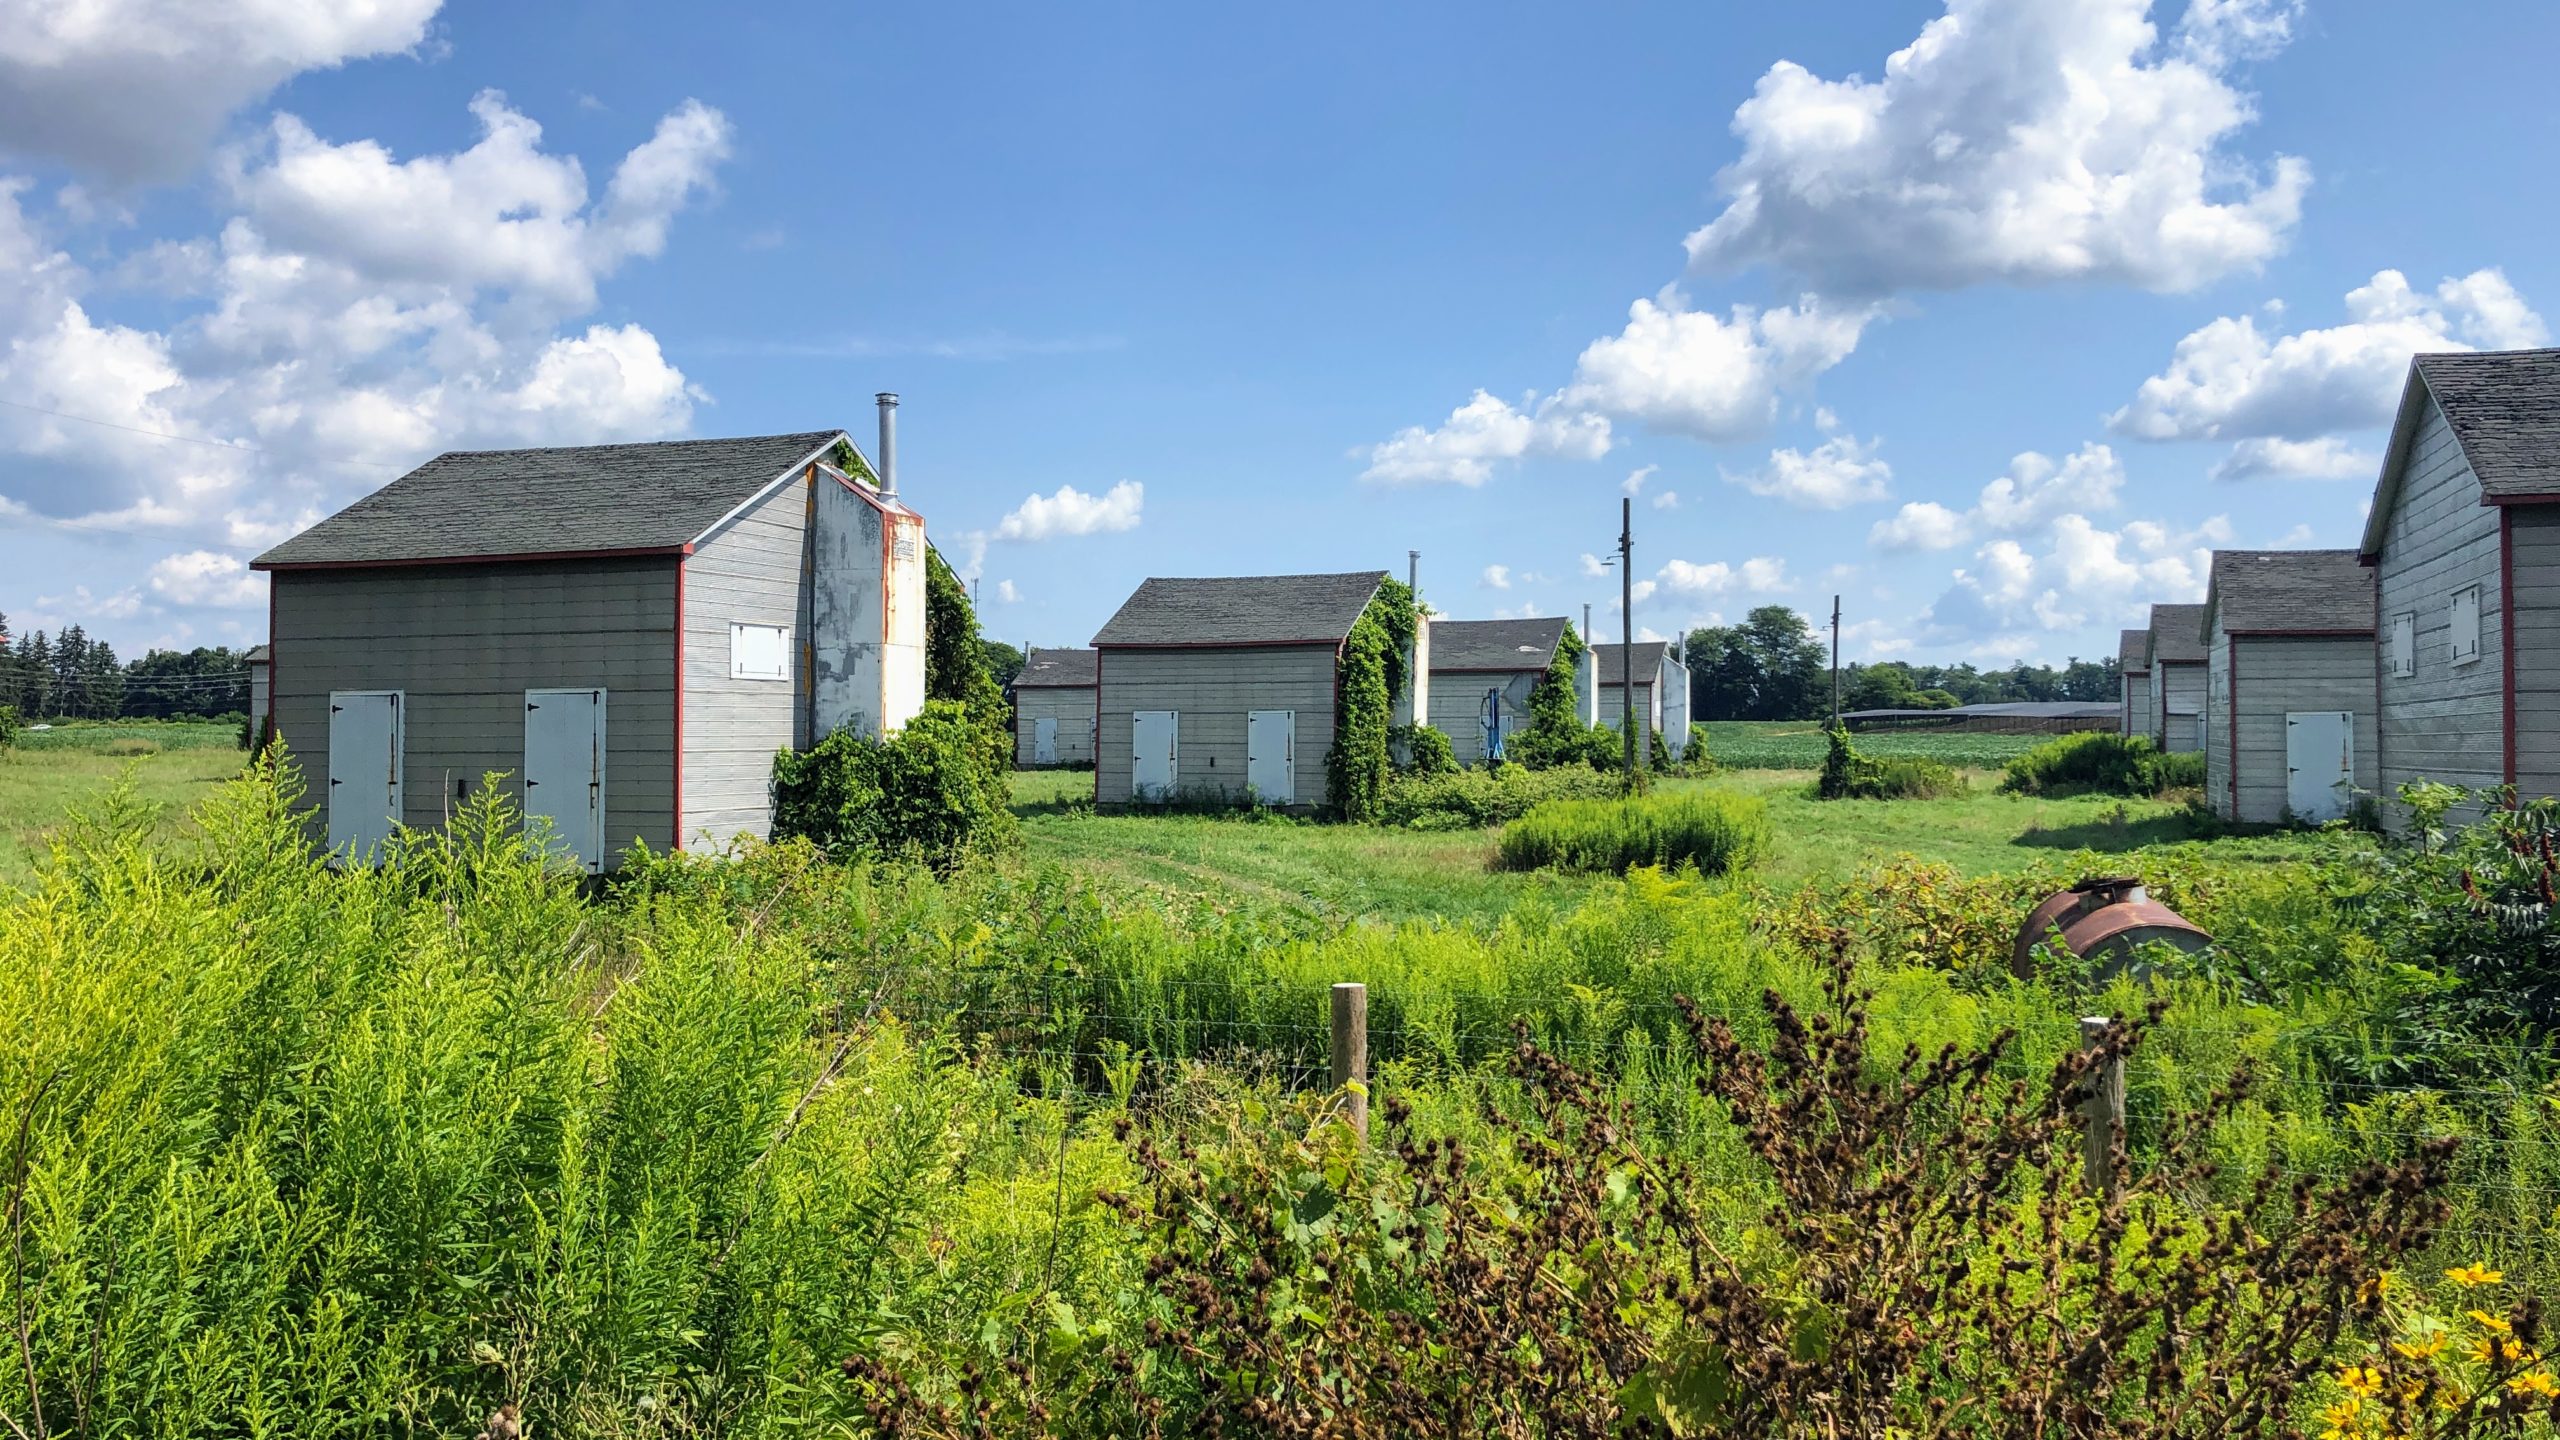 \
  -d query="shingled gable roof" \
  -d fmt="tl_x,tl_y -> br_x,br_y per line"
1429,617 -> 1568,672
2202,549 -> 2375,637
2117,628 -> 2151,674
2362,349 -> 2560,558
1091,572 -> 1390,648
251,431 -> 851,569
1591,640 -> 1677,686
1014,647 -> 1098,688
2146,603 -> 2208,664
